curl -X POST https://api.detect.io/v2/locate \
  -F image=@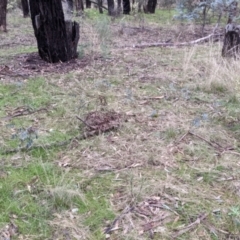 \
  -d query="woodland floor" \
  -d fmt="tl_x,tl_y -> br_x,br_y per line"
0,8 -> 240,240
